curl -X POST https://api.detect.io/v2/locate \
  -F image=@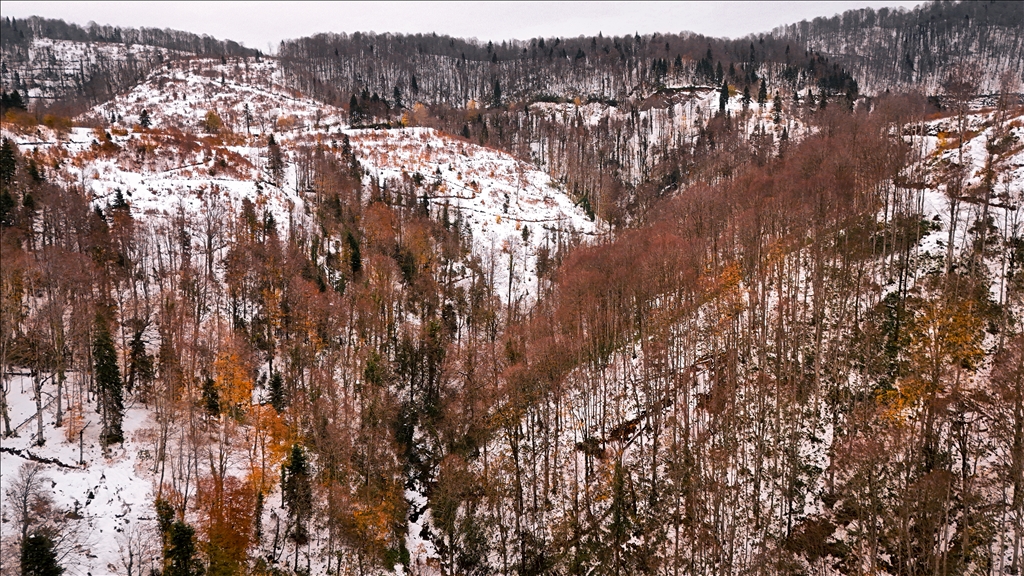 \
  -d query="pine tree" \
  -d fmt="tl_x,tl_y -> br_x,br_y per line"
281,444 -> 312,545
266,134 -> 284,187
0,189 -> 14,226
0,137 -> 16,188
758,78 -> 768,106
345,230 -> 362,274
165,521 -> 204,576
349,94 -> 360,124
93,316 -> 124,446
139,109 -> 151,128
202,376 -> 220,417
492,80 -> 502,108
268,371 -> 285,412
9,90 -> 26,110
21,533 -> 63,576
719,80 -> 729,114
